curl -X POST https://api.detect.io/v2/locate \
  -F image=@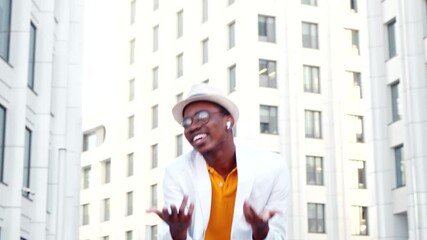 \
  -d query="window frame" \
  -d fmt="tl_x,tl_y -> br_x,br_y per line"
258,15 -> 276,43
394,145 -> 405,187
151,144 -> 158,169
351,206 -> 369,235
0,105 -> 6,182
303,65 -> 320,93
202,38 -> 209,64
391,81 -> 401,122
307,203 -> 326,233
23,127 -> 32,197
305,110 -> 322,138
228,64 -> 236,93
260,105 -> 278,135
27,22 -> 37,90
0,0 -> 12,61
306,156 -> 323,185
130,39 -> 135,64
259,59 -> 277,88
126,191 -> 133,216
387,19 -> 397,59
302,22 -> 319,49
82,166 -> 91,189
177,10 -> 183,38
228,21 -> 235,49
